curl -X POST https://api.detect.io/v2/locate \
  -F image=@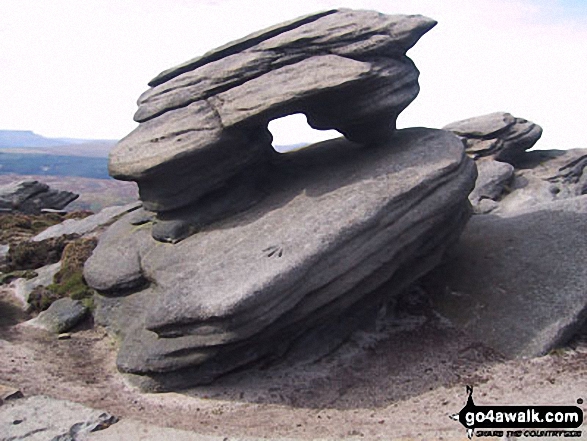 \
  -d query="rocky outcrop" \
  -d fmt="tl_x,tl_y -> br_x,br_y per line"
425,196 -> 587,358
32,202 -> 141,241
108,9 -> 437,242
81,10 -> 480,391
424,114 -> 587,357
443,112 -> 542,165
468,158 -> 514,214
0,181 -> 78,214
86,128 -> 476,391
474,148 -> 587,214
26,298 -> 88,334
